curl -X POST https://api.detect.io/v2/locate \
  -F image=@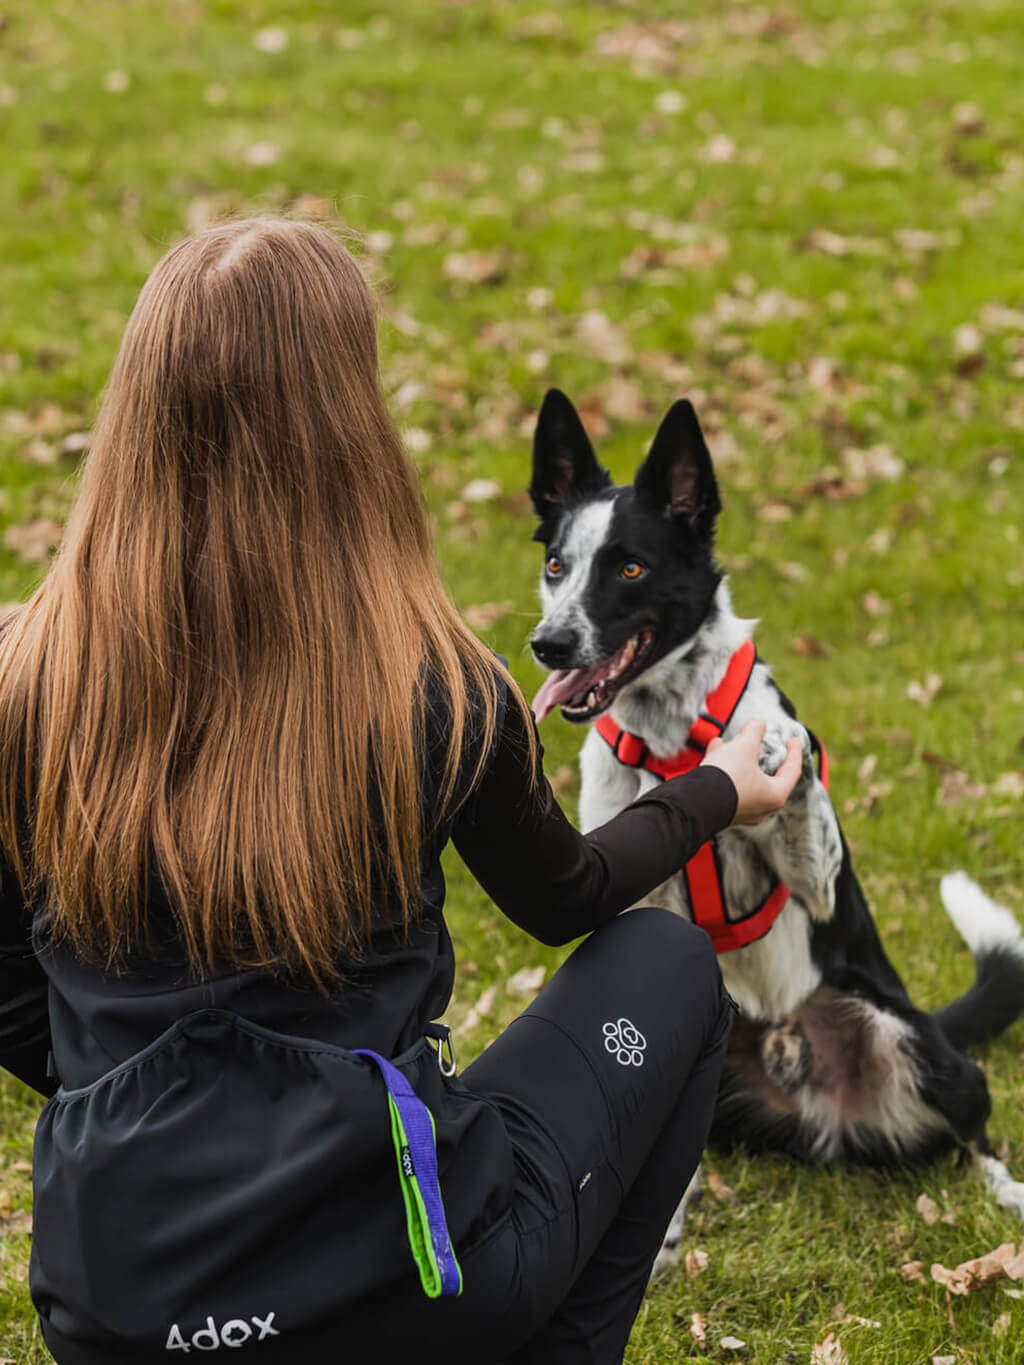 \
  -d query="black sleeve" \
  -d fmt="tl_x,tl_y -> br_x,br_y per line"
451,692 -> 738,946
0,853 -> 55,1097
